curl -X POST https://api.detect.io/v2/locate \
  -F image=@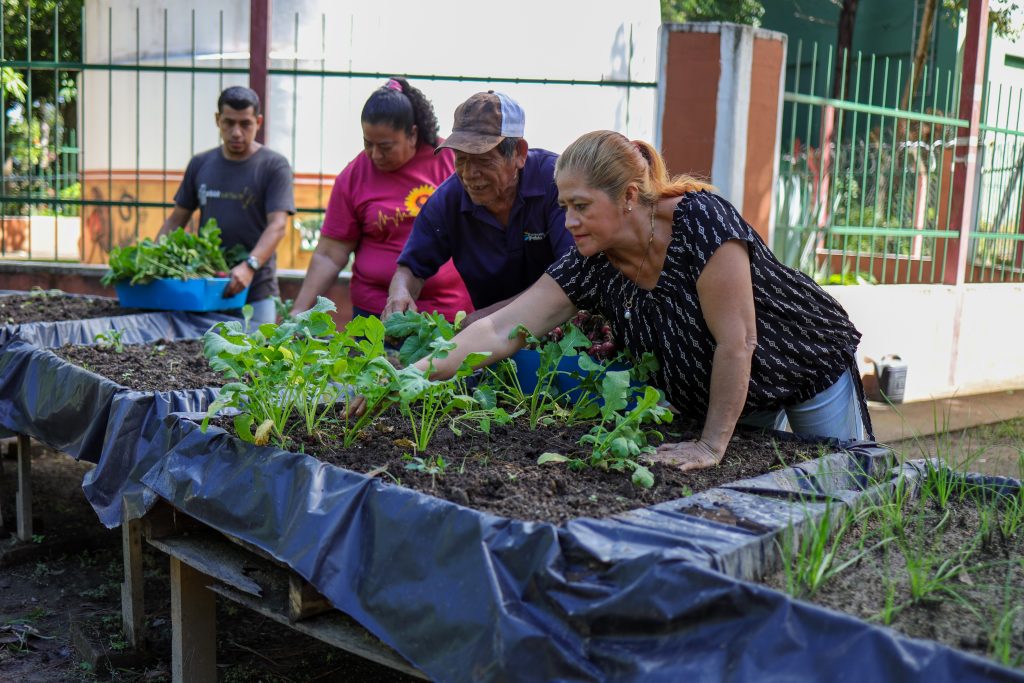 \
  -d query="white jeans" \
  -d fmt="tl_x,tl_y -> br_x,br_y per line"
738,369 -> 865,441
